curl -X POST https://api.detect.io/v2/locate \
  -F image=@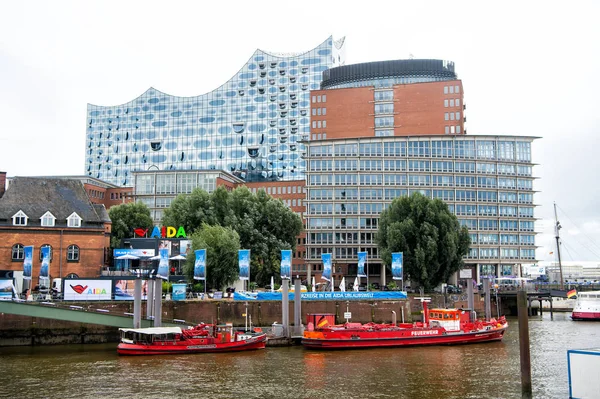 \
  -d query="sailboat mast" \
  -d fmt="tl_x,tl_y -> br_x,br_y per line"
554,202 -> 564,290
